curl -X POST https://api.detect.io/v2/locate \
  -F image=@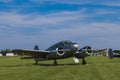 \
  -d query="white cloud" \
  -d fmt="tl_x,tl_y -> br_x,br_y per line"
29,0 -> 120,6
3,22 -> 119,49
0,8 -> 120,49
100,0 -> 120,7
95,9 -> 118,15
2,8 -> 118,29
0,9 -> 87,28
0,0 -> 12,3
41,22 -> 120,49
